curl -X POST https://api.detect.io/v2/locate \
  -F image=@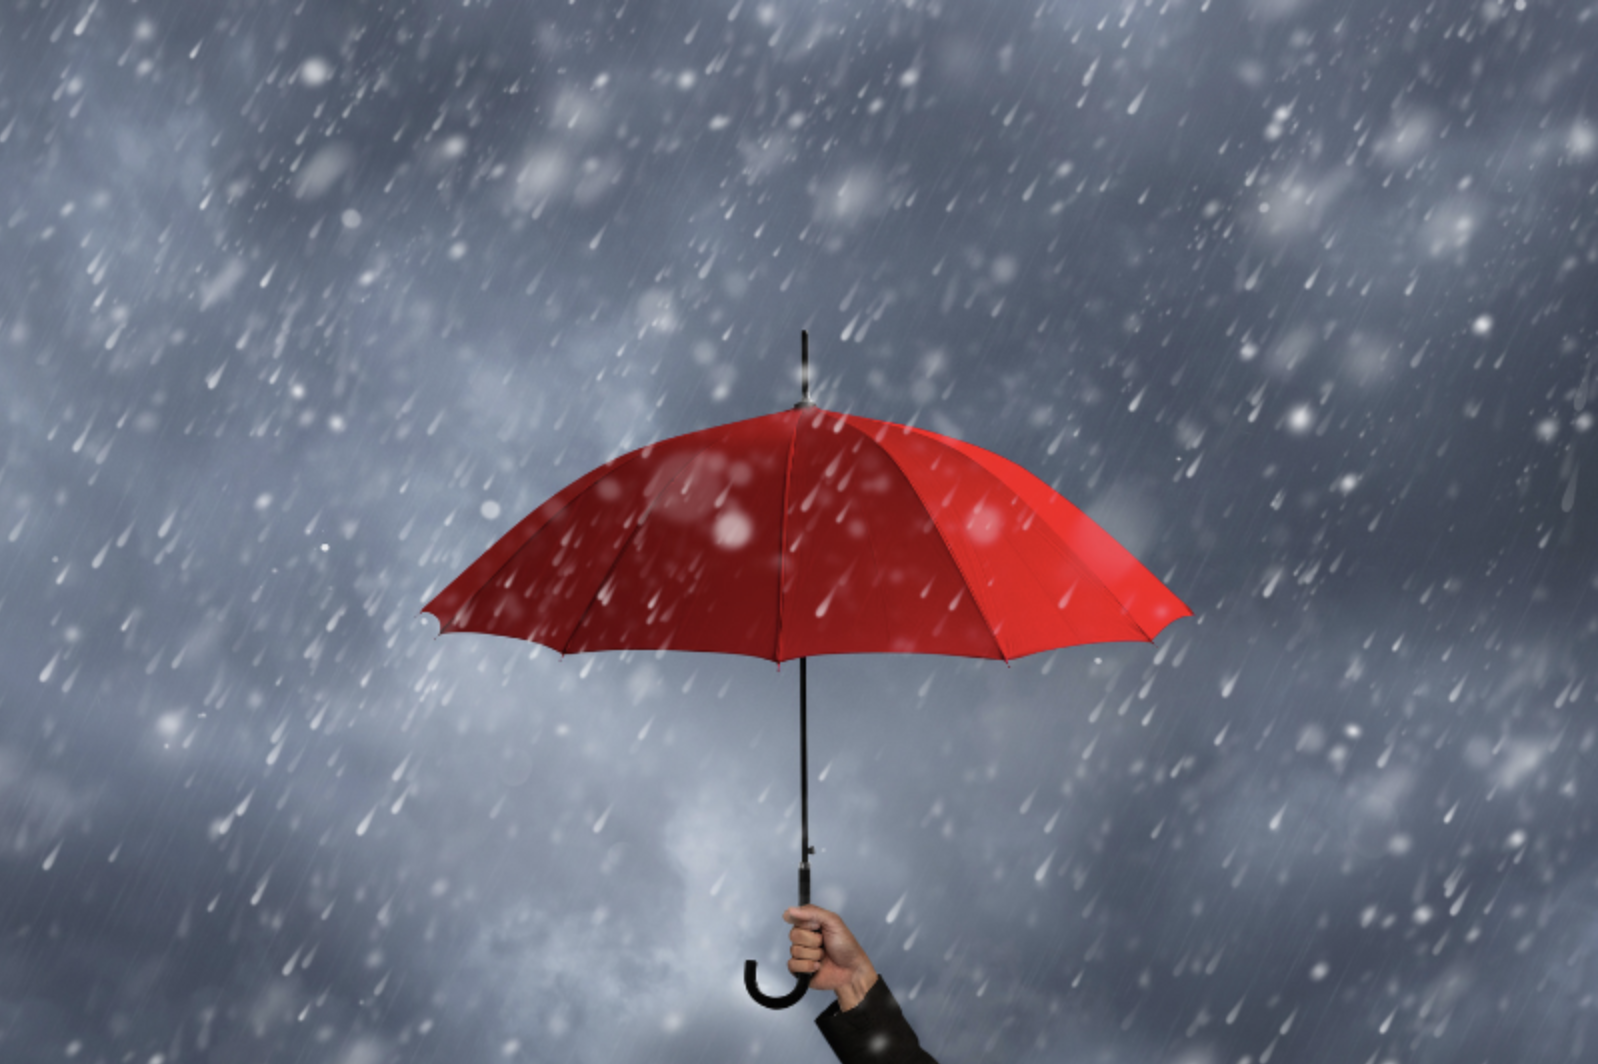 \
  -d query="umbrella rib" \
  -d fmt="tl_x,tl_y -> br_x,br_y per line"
557,441 -> 714,657
846,419 -> 1011,663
